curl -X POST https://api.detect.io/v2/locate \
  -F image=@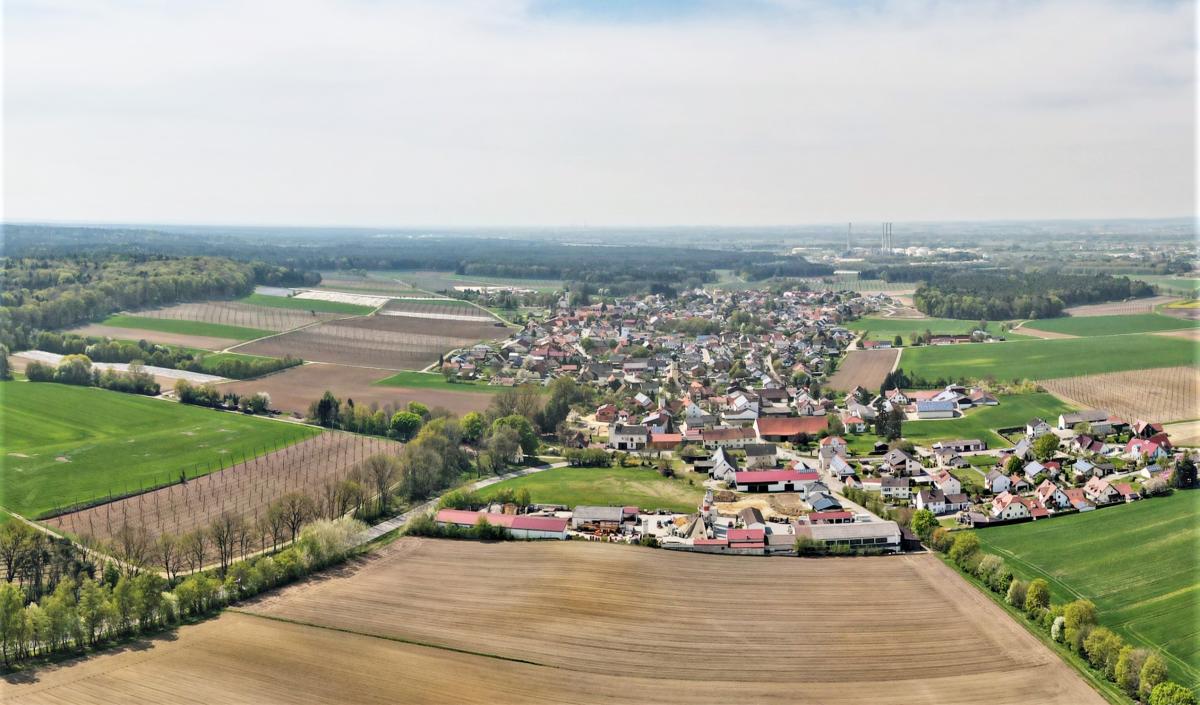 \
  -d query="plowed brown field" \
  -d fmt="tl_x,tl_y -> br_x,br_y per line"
827,349 -> 899,391
1039,366 -> 1200,423
220,362 -> 492,417
3,540 -> 1105,704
